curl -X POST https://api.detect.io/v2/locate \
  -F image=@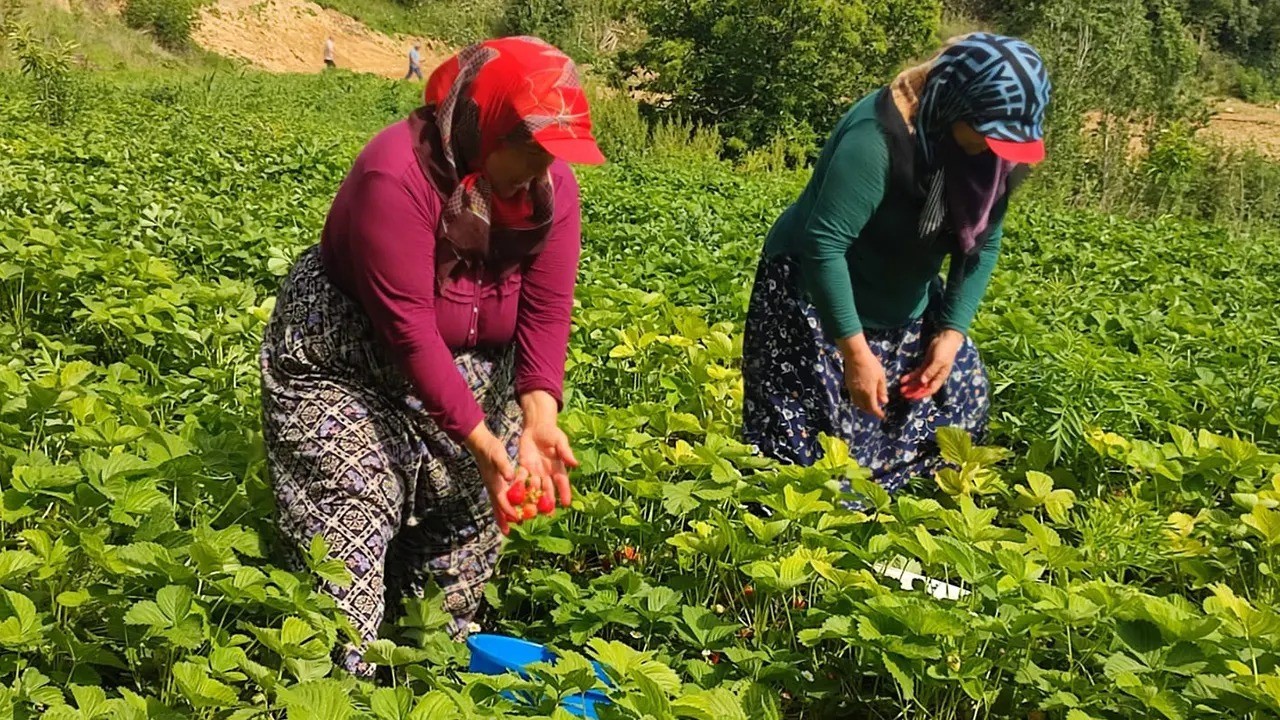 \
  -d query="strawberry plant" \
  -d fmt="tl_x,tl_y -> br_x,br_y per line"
1,67 -> 1280,718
